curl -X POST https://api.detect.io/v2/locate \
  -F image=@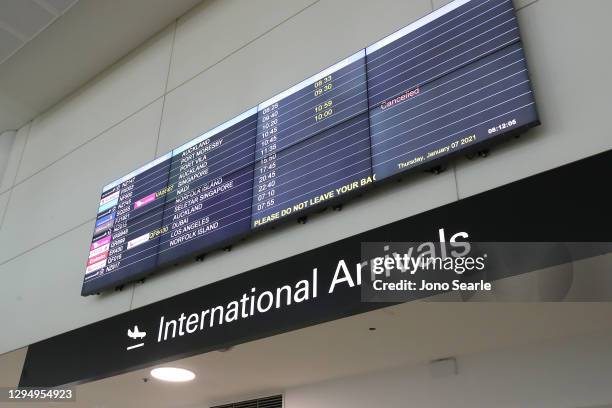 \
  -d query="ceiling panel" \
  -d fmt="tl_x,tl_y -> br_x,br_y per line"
0,26 -> 21,62
0,0 -> 202,134
0,0 -> 54,38
43,0 -> 79,14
